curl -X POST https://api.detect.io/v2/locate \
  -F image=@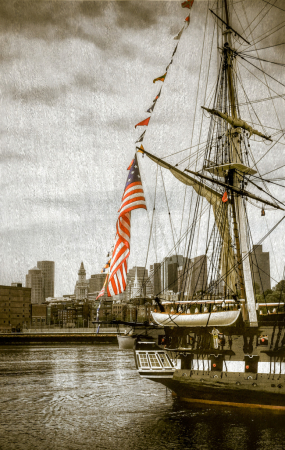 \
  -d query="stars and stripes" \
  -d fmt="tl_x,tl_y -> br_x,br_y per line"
107,155 -> 146,296
96,274 -> 108,301
96,285 -> 106,300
